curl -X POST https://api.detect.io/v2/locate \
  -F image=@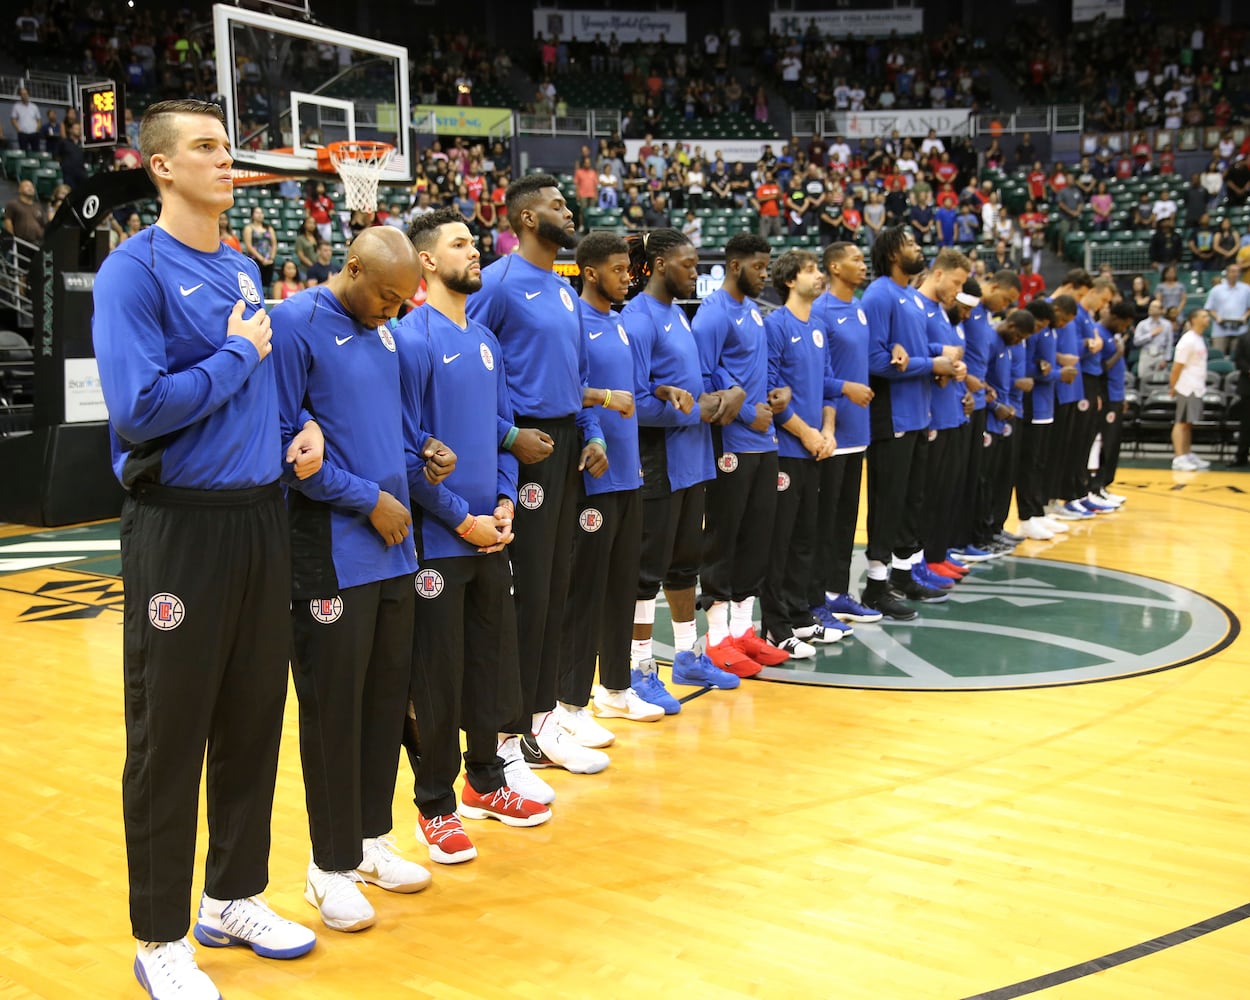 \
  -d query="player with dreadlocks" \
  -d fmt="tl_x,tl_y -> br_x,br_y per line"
620,228 -> 739,698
